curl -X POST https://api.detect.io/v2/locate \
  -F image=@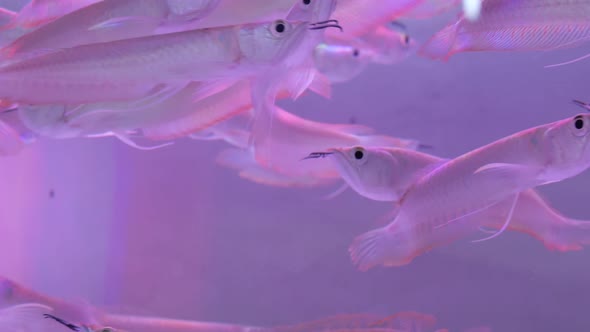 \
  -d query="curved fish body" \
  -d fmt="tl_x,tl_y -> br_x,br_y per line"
250,105 -> 420,183
0,275 -> 457,332
0,19 -> 312,104
2,0 -> 221,58
349,113 -> 590,270
327,146 -> 590,263
191,101 -> 419,188
420,0 -> 590,60
17,78 -> 251,140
